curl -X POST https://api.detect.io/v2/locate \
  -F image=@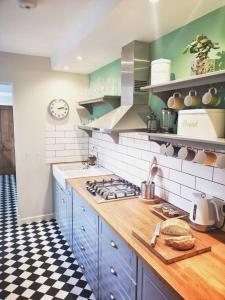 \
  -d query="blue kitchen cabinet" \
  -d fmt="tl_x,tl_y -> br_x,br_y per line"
72,190 -> 99,299
99,218 -> 137,300
53,178 -> 73,248
137,259 -> 181,300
